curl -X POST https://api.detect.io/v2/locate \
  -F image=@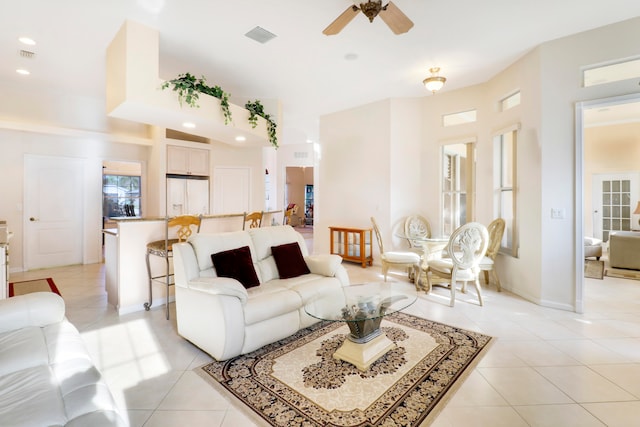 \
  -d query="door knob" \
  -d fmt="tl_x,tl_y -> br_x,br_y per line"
29,217 -> 38,222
